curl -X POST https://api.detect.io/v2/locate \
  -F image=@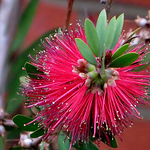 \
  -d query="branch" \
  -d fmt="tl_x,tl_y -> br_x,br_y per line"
106,0 -> 114,15
65,0 -> 74,30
